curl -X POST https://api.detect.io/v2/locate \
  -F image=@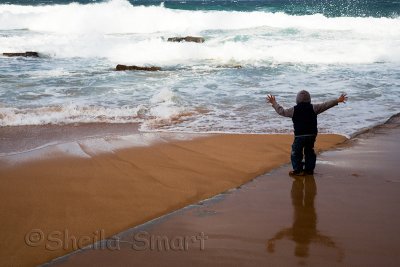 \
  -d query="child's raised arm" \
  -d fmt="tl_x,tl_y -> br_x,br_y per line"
313,93 -> 348,114
267,94 -> 294,118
